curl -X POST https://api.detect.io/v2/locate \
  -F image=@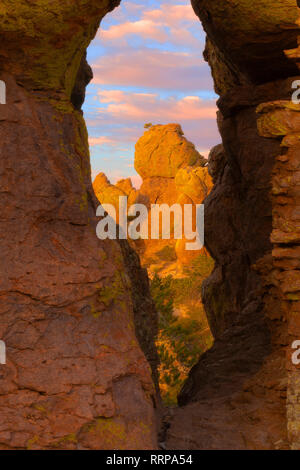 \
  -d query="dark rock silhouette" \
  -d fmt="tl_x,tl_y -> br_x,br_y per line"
71,53 -> 93,111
